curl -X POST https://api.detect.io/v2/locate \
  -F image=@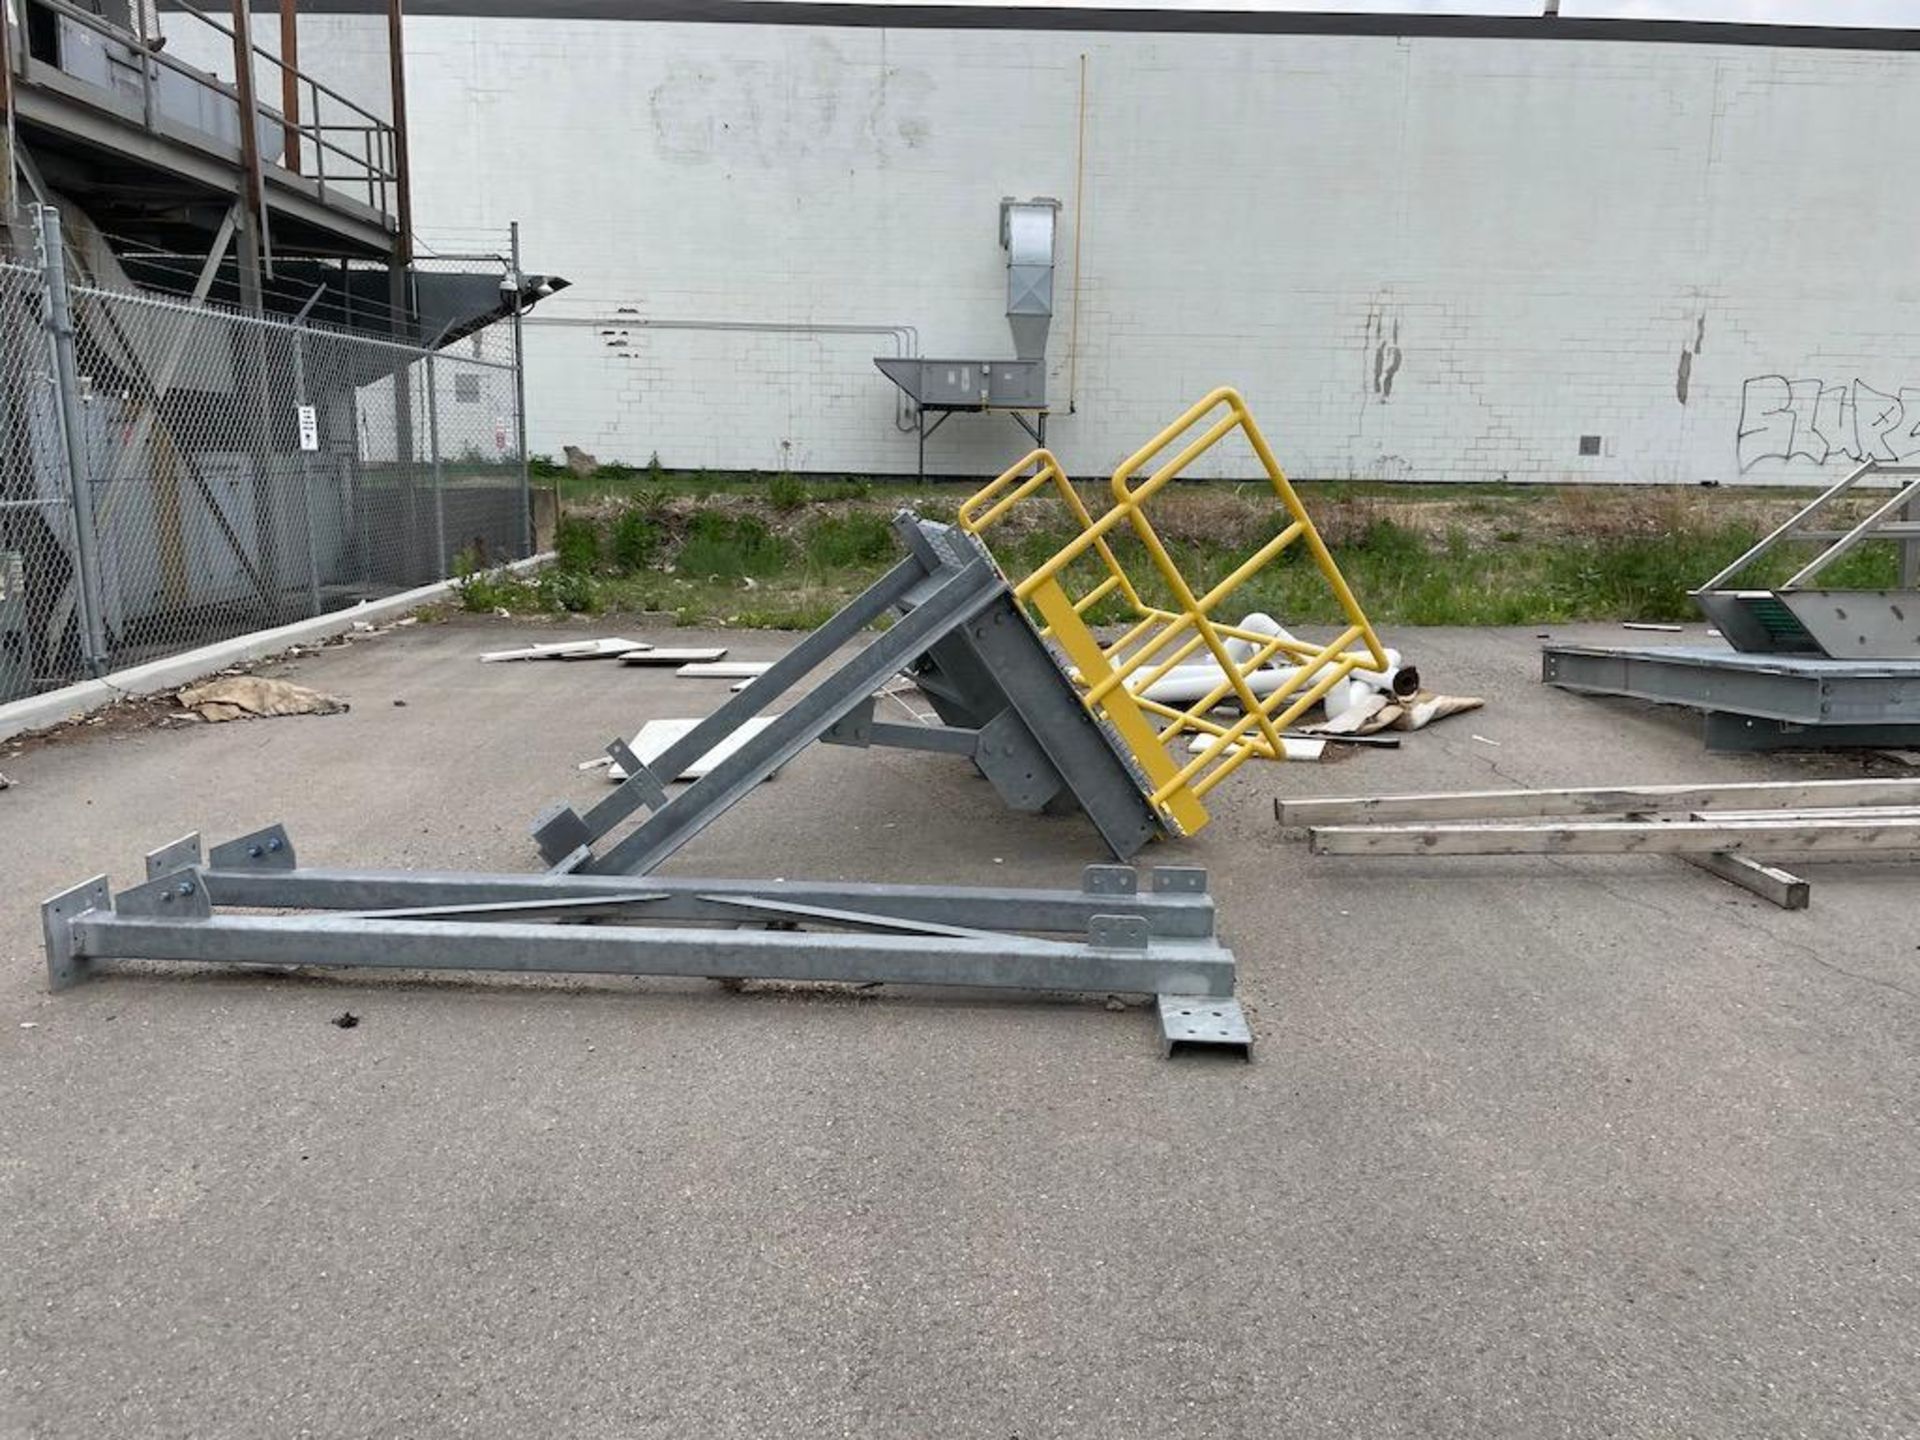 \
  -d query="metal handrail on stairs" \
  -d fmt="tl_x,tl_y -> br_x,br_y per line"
1696,460 -> 1920,594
